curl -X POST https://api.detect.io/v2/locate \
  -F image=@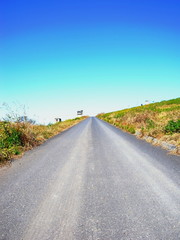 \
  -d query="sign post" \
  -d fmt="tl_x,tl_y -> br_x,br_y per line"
77,110 -> 83,116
